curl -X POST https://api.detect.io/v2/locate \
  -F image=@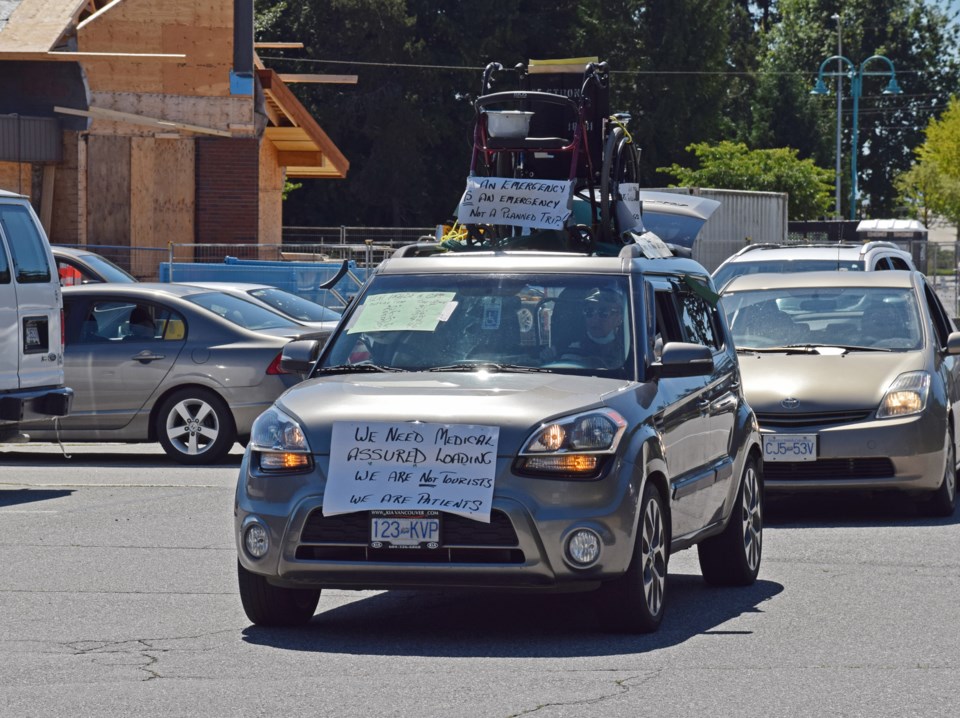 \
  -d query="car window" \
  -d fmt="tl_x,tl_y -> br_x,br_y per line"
248,287 -> 341,322
677,284 -> 721,350
75,300 -> 178,343
185,291 -> 302,331
319,273 -> 633,378
889,256 -> 912,270
723,286 -> 923,350
0,204 -> 52,283
0,242 -> 9,284
922,281 -> 951,348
